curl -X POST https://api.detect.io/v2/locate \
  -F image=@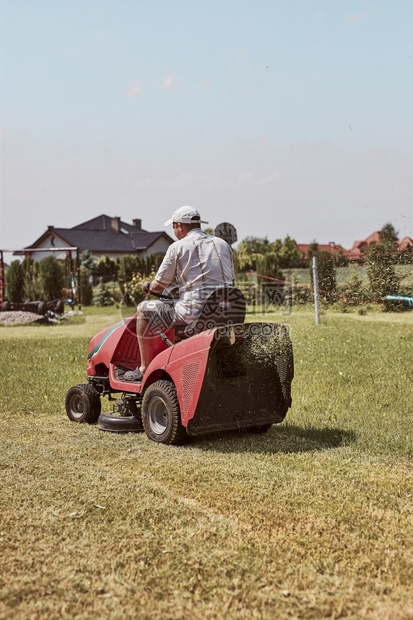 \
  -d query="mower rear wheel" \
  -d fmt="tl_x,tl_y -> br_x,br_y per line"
65,383 -> 101,424
142,380 -> 187,445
